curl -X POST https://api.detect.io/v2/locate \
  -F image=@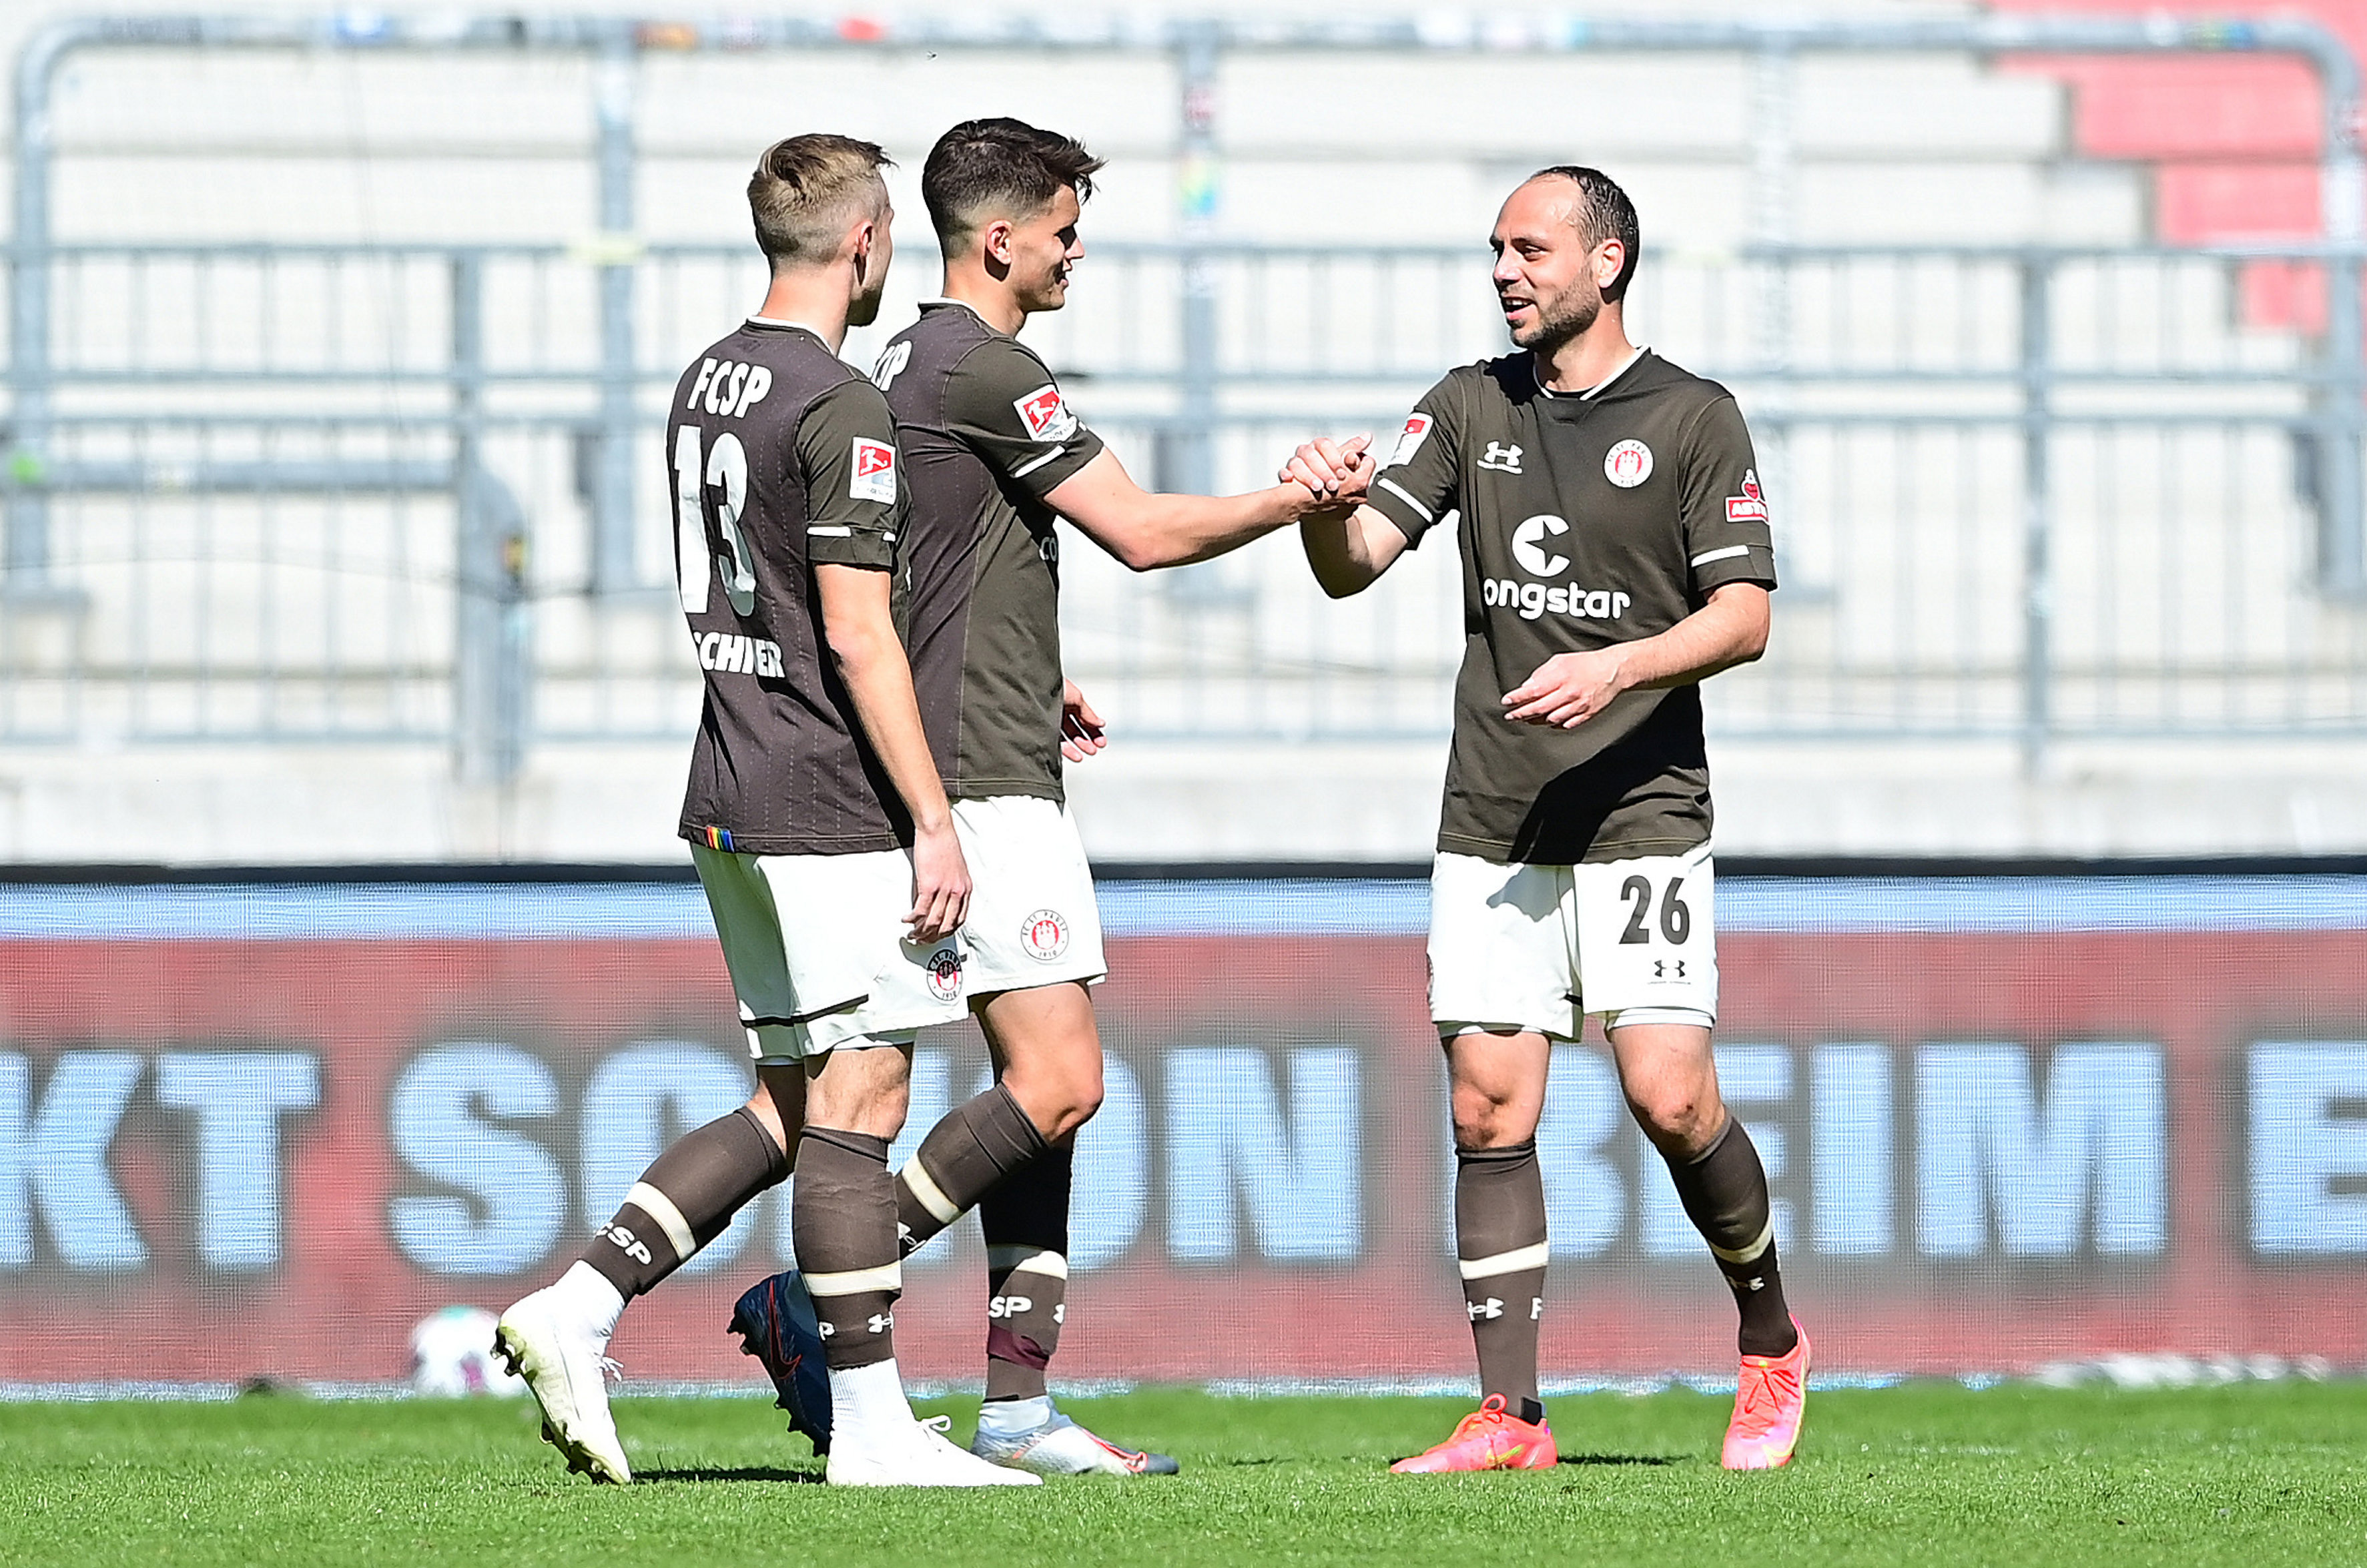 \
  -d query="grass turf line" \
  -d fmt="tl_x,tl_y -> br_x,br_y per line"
1,1383 -> 2362,1567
